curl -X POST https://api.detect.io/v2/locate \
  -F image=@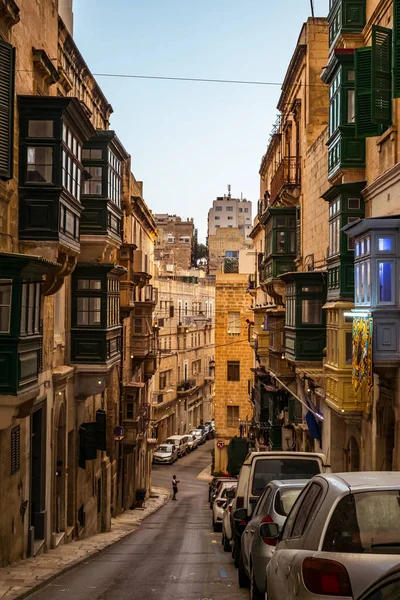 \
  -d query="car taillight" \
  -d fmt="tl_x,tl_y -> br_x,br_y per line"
260,514 -> 278,547
302,558 -> 352,597
216,500 -> 225,507
236,496 -> 244,508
